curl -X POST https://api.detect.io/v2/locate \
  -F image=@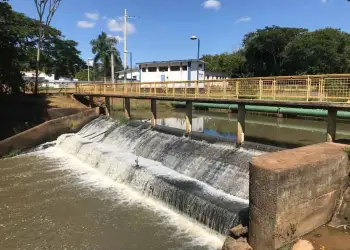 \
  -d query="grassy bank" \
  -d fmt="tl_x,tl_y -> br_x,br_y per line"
0,94 -> 86,140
